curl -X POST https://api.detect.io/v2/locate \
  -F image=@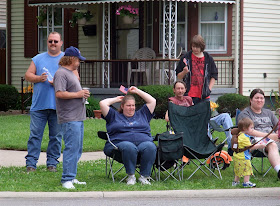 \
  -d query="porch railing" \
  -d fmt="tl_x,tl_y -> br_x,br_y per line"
20,58 -> 234,113
79,58 -> 234,88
